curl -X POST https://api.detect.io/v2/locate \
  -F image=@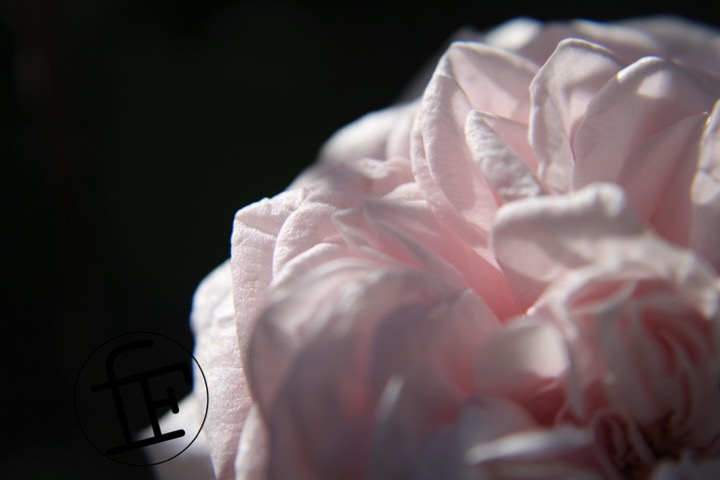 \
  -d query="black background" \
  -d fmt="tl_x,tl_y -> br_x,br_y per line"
2,1 -> 719,478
